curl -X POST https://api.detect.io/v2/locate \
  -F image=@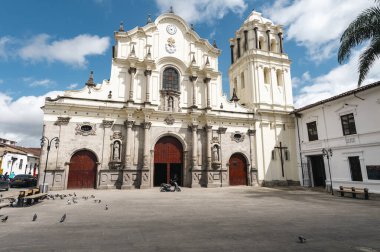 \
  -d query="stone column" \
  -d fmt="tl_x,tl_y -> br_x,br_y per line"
248,129 -> 258,186
144,70 -> 152,103
204,77 -> 211,109
278,32 -> 283,53
266,30 -> 271,51
205,125 -> 212,171
124,120 -> 134,169
254,27 -> 259,49
244,30 -> 248,51
190,124 -> 198,168
142,122 -> 151,169
128,67 -> 136,102
230,45 -> 234,64
189,76 -> 198,108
